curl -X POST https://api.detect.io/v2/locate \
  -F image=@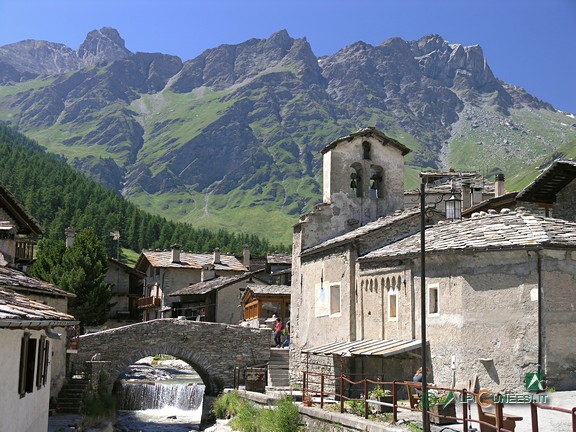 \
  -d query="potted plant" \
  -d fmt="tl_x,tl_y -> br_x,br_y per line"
368,385 -> 393,413
427,392 -> 457,425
